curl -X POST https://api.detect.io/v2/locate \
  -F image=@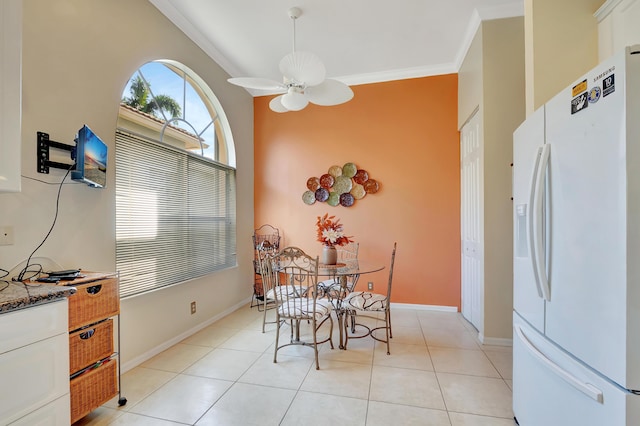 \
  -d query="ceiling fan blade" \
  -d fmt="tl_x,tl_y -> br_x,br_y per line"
269,95 -> 289,113
306,79 -> 354,106
228,77 -> 285,91
279,51 -> 326,86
